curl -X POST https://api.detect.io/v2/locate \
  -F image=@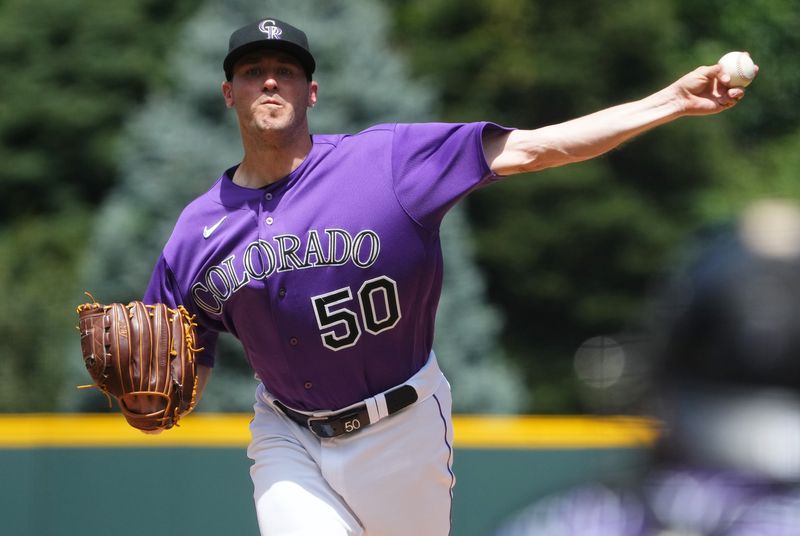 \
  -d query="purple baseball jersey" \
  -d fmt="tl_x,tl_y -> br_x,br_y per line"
144,121 -> 510,411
